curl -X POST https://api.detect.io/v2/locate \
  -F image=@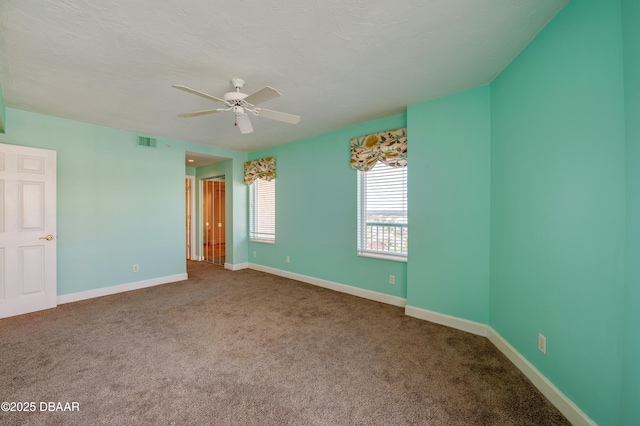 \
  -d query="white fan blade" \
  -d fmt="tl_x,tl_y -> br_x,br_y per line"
244,86 -> 281,106
254,108 -> 301,124
236,115 -> 254,134
173,85 -> 226,103
178,108 -> 226,118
